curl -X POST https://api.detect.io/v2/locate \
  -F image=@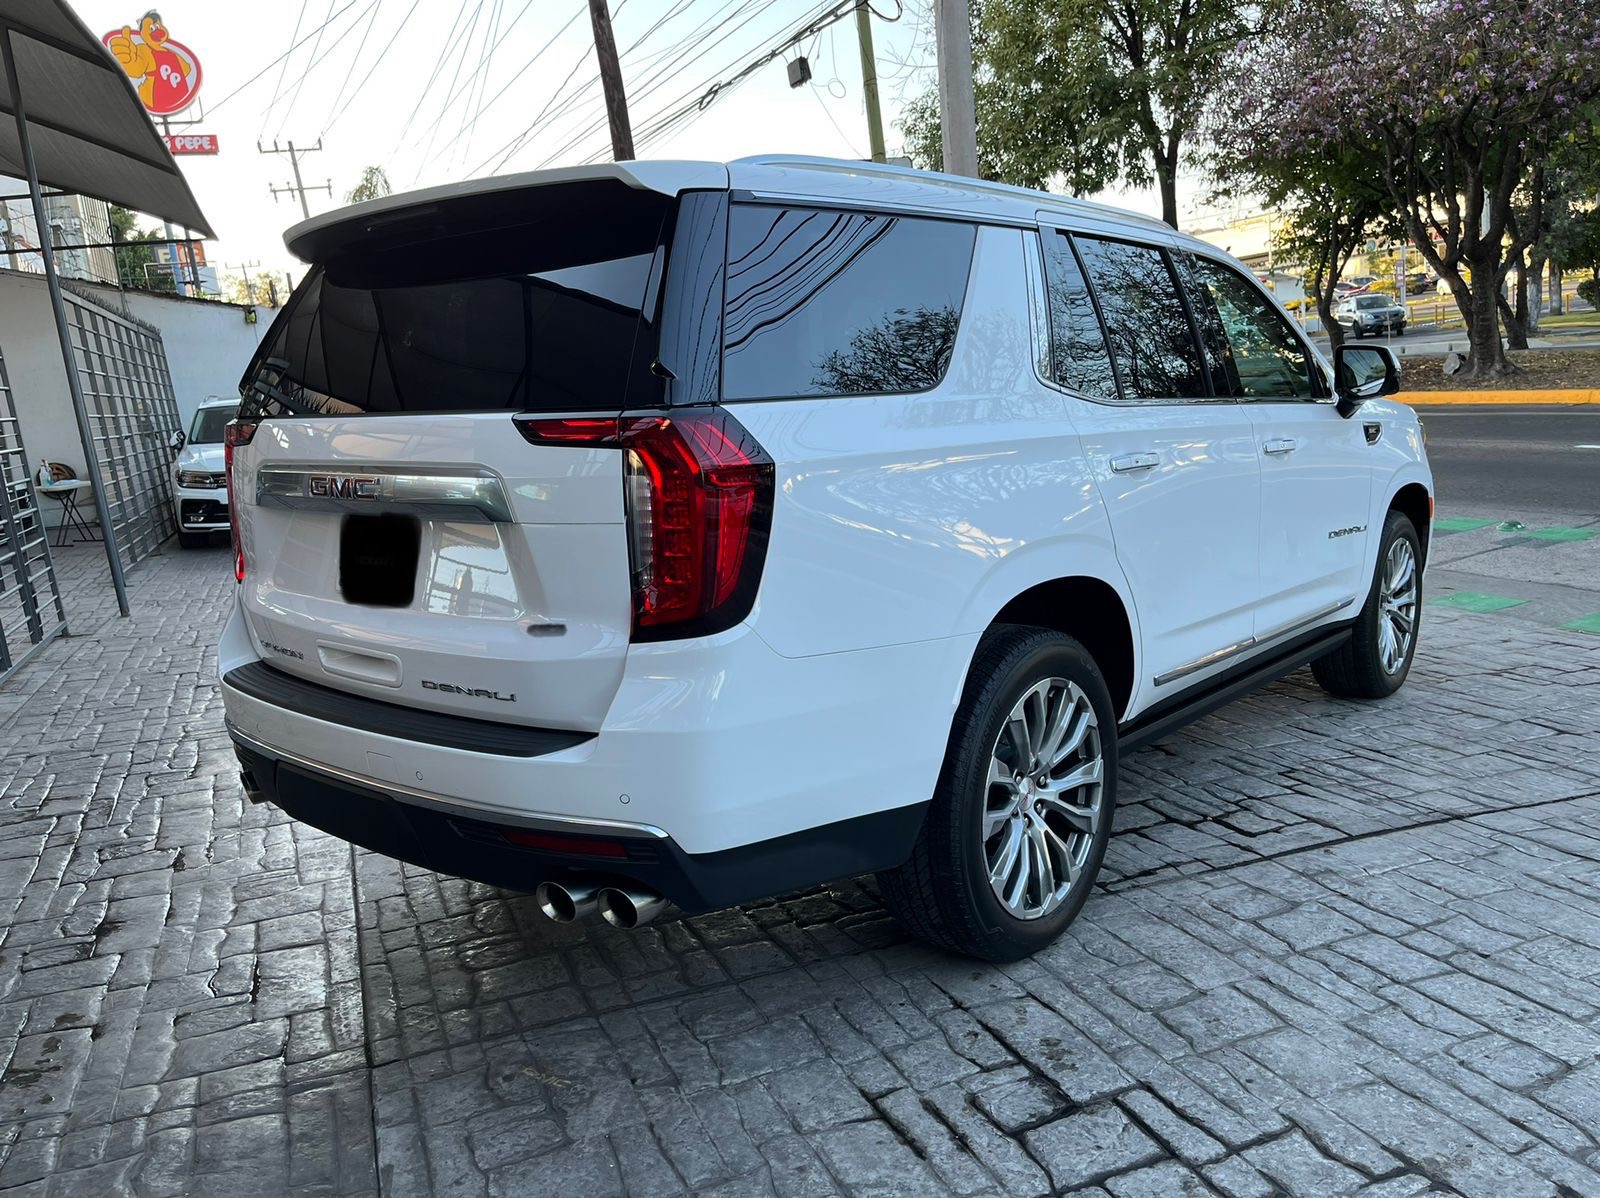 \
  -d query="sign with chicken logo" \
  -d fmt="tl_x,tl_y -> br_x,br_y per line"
103,11 -> 202,117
